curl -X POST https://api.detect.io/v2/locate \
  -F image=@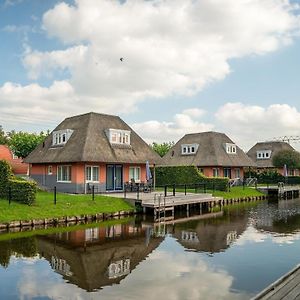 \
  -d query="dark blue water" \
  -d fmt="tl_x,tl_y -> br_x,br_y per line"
1,198 -> 300,300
